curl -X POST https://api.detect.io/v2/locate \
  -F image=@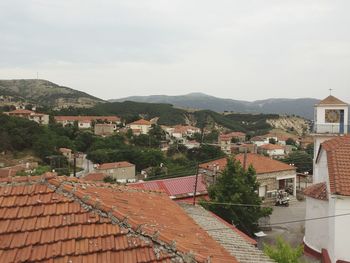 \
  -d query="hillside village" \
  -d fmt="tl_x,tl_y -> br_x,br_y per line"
2,79 -> 349,262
